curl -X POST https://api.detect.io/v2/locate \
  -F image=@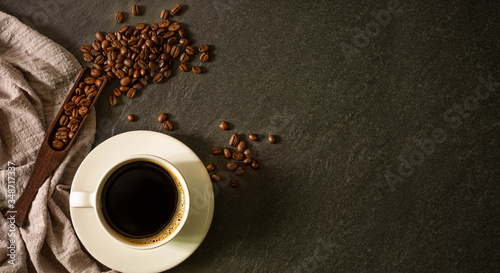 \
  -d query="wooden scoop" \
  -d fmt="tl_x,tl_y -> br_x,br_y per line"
4,67 -> 107,227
